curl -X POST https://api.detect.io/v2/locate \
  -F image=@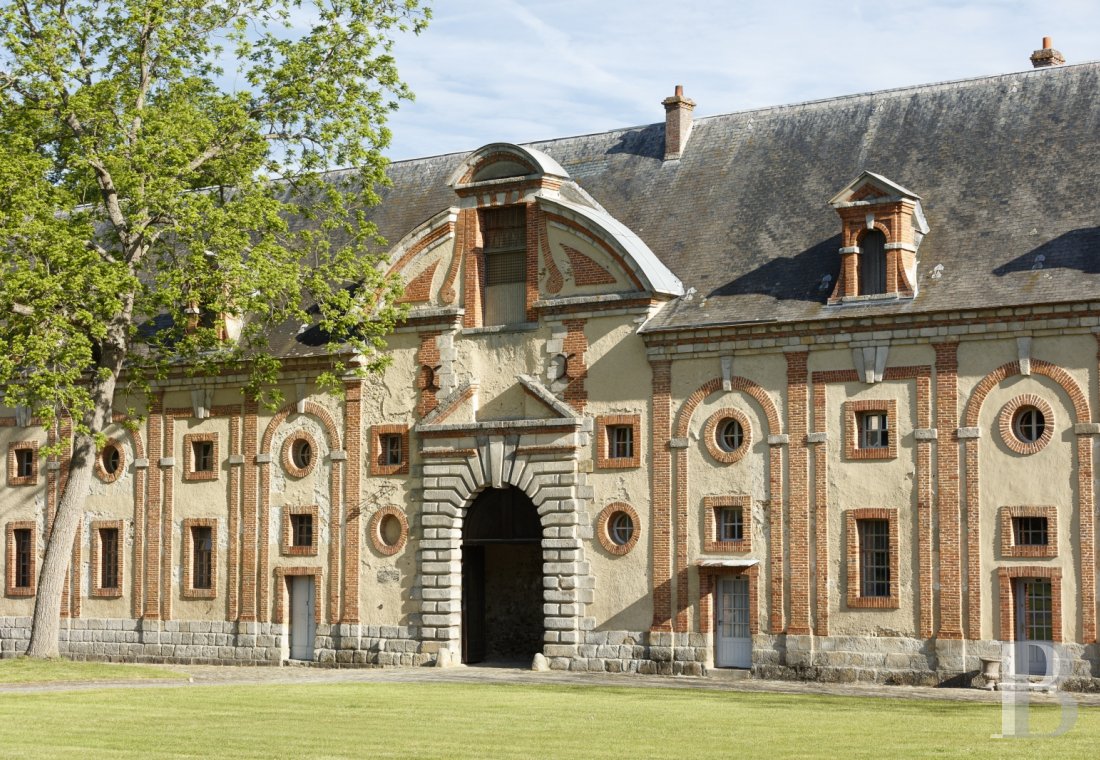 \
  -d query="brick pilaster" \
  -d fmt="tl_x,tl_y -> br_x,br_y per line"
239,401 -> 258,622
934,342 -> 962,639
785,350 -> 811,635
562,319 -> 588,413
160,415 -> 174,621
416,332 -> 441,418
227,410 -> 241,622
525,202 -> 540,322
649,359 -> 673,631
341,381 -> 363,623
144,397 -> 163,619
